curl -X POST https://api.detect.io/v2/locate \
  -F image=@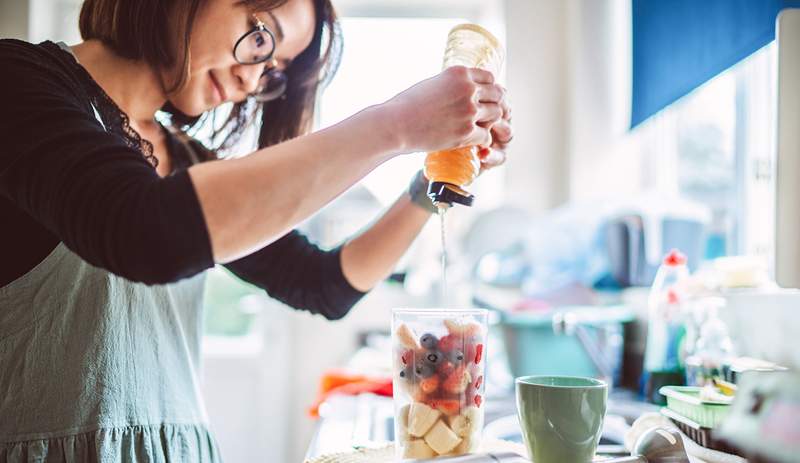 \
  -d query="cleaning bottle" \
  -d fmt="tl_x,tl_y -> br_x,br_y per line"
425,24 -> 505,208
643,249 -> 690,404
685,297 -> 735,386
